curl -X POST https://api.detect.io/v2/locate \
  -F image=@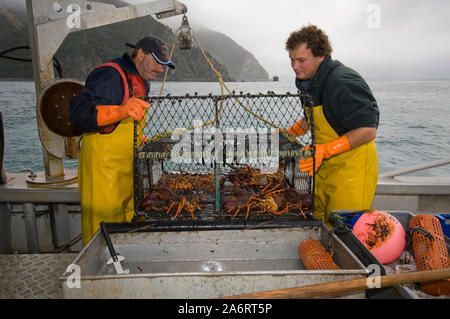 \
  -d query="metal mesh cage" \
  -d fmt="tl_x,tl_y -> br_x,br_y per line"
133,92 -> 315,223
